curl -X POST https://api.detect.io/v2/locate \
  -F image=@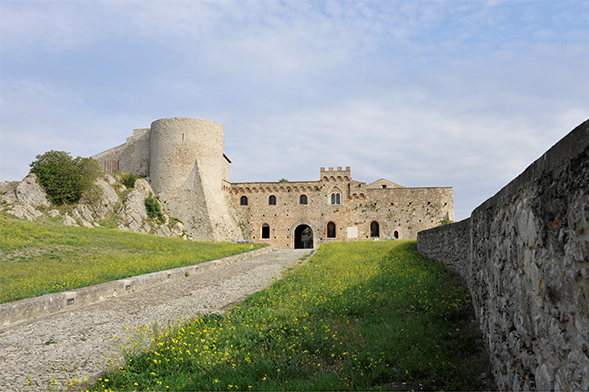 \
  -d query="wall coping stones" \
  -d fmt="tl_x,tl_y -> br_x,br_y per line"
0,246 -> 272,330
